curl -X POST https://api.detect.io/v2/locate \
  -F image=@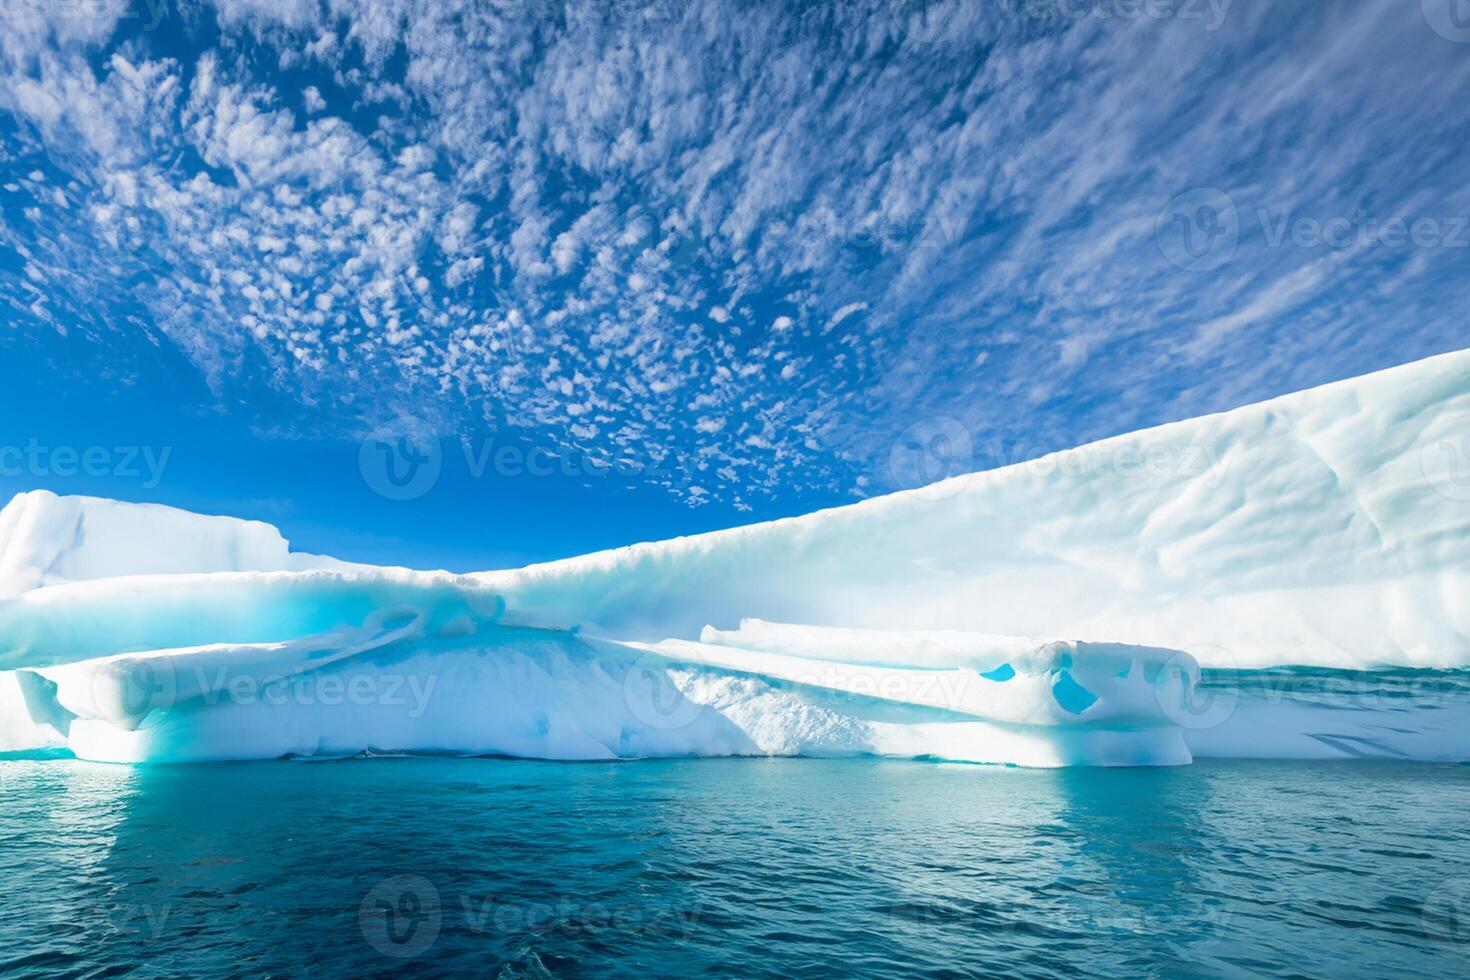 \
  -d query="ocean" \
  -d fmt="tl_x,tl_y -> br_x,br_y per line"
2,756 -> 1467,977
